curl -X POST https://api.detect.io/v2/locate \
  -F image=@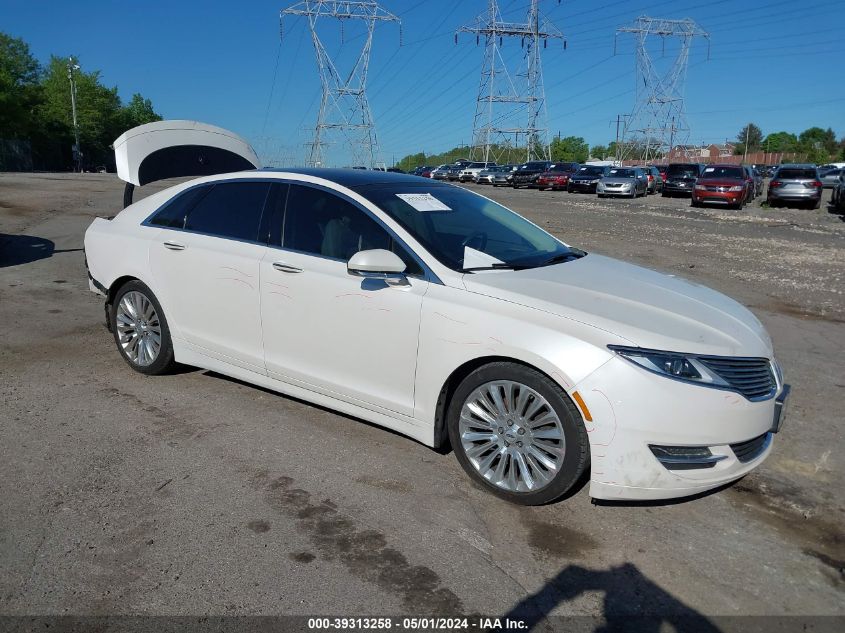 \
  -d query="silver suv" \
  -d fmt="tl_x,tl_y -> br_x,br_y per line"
767,164 -> 823,209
